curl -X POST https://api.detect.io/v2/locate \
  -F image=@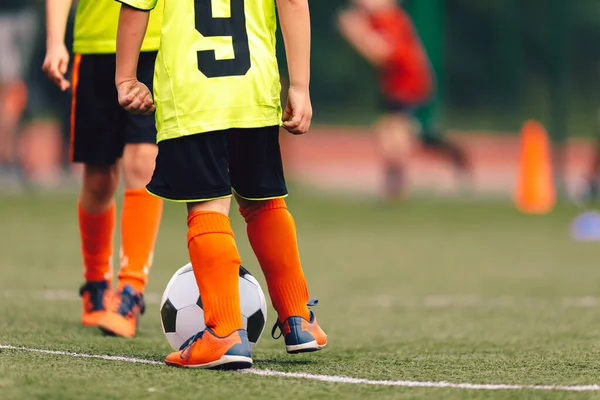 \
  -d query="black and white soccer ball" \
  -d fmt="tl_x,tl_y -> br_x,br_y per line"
160,263 -> 267,351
